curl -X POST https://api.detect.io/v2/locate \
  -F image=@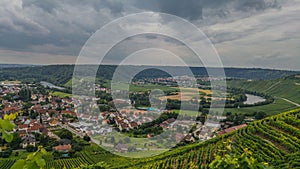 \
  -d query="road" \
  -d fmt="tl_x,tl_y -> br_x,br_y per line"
61,124 -> 84,138
277,97 -> 300,107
